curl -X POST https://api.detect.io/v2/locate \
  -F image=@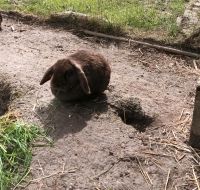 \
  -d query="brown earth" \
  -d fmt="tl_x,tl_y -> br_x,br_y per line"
1,16 -> 200,190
